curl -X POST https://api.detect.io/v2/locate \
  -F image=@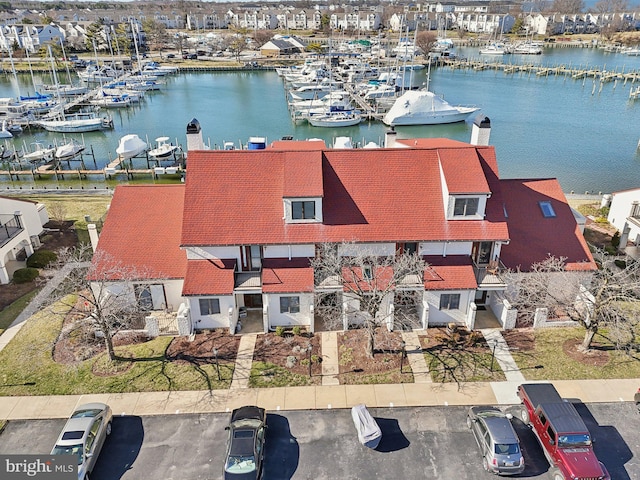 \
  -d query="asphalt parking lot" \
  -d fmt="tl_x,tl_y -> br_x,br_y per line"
0,403 -> 638,480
